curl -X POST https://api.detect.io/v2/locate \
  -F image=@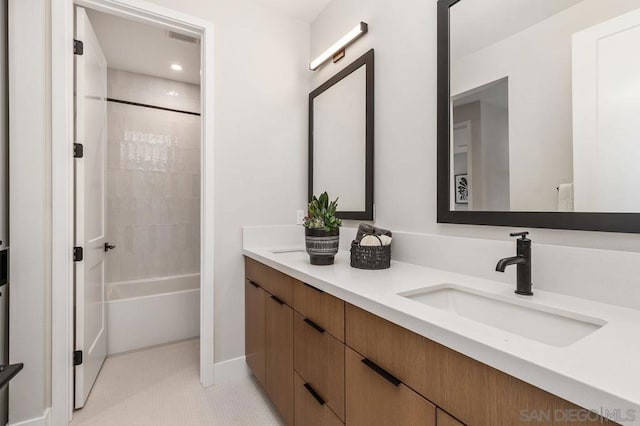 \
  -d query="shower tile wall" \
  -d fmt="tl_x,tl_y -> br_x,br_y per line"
106,69 -> 201,283
107,69 -> 201,113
